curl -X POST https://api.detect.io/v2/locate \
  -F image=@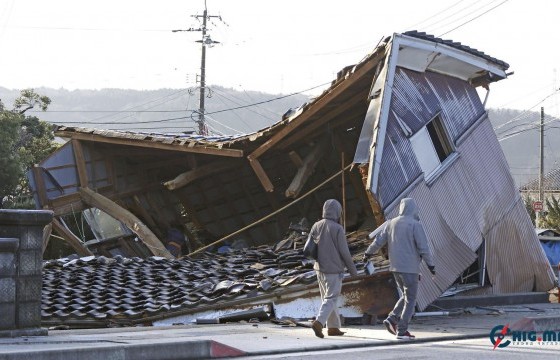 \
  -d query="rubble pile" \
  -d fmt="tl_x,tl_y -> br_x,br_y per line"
41,229 -> 387,327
